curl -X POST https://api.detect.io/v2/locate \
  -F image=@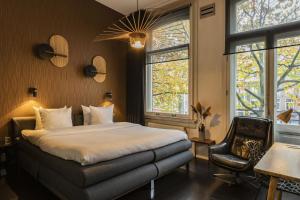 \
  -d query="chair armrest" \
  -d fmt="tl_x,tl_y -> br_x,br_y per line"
209,142 -> 229,156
